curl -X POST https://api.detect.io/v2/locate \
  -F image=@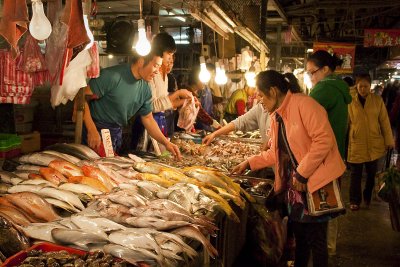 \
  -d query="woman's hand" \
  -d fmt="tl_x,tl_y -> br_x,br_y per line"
202,133 -> 216,145
231,160 -> 250,175
87,129 -> 101,151
165,142 -> 182,160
